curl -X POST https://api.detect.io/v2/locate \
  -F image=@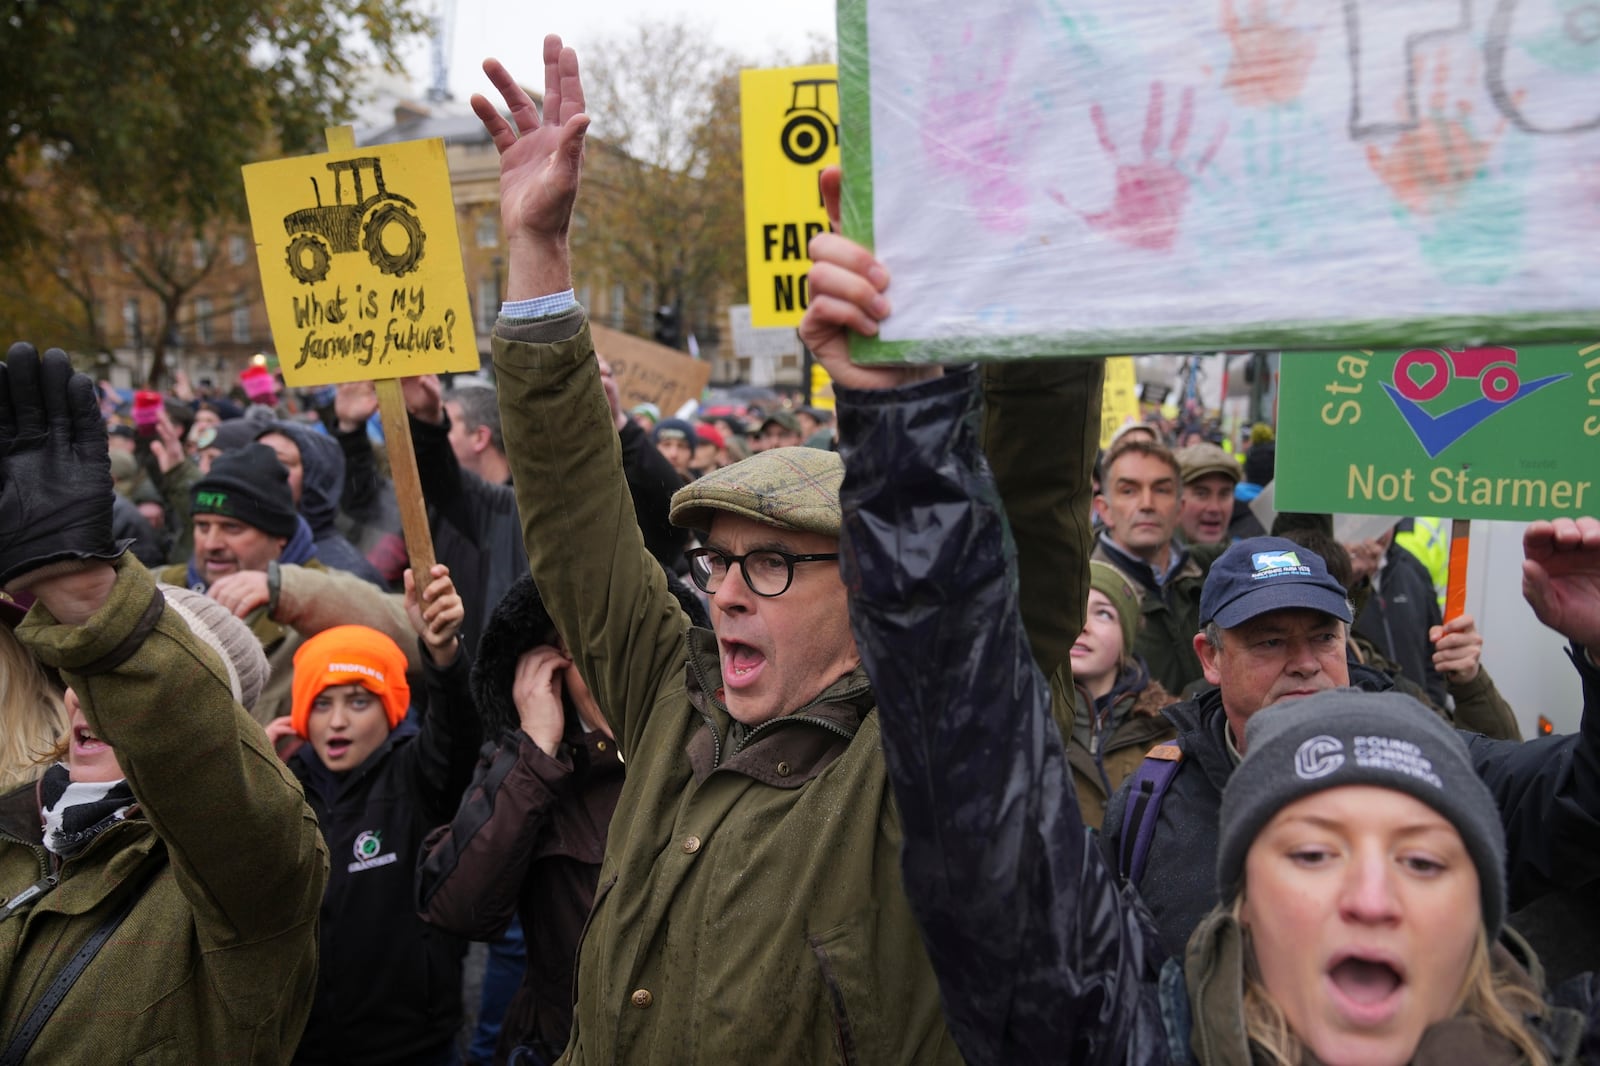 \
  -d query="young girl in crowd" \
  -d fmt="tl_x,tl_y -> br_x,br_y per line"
1059,561 -> 1176,829
268,565 -> 482,1066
